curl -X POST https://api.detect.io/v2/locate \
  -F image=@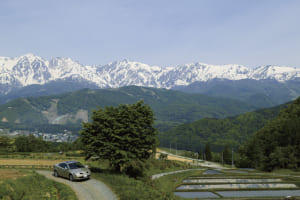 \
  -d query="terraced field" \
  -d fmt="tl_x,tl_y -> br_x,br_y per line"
174,169 -> 300,199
